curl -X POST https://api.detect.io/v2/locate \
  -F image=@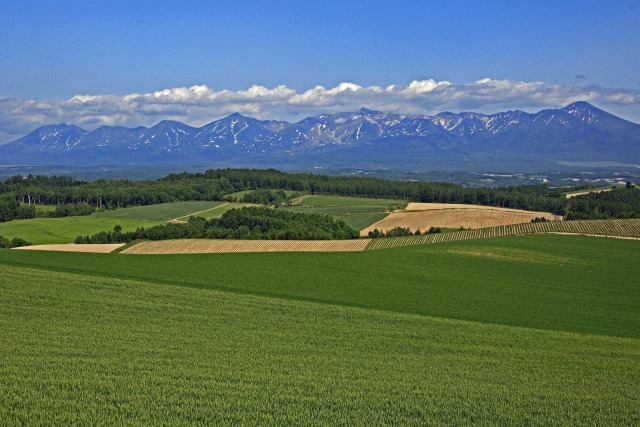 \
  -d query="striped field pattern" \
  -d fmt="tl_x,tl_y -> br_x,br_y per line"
122,238 -> 370,254
364,218 -> 640,250
122,219 -> 640,253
